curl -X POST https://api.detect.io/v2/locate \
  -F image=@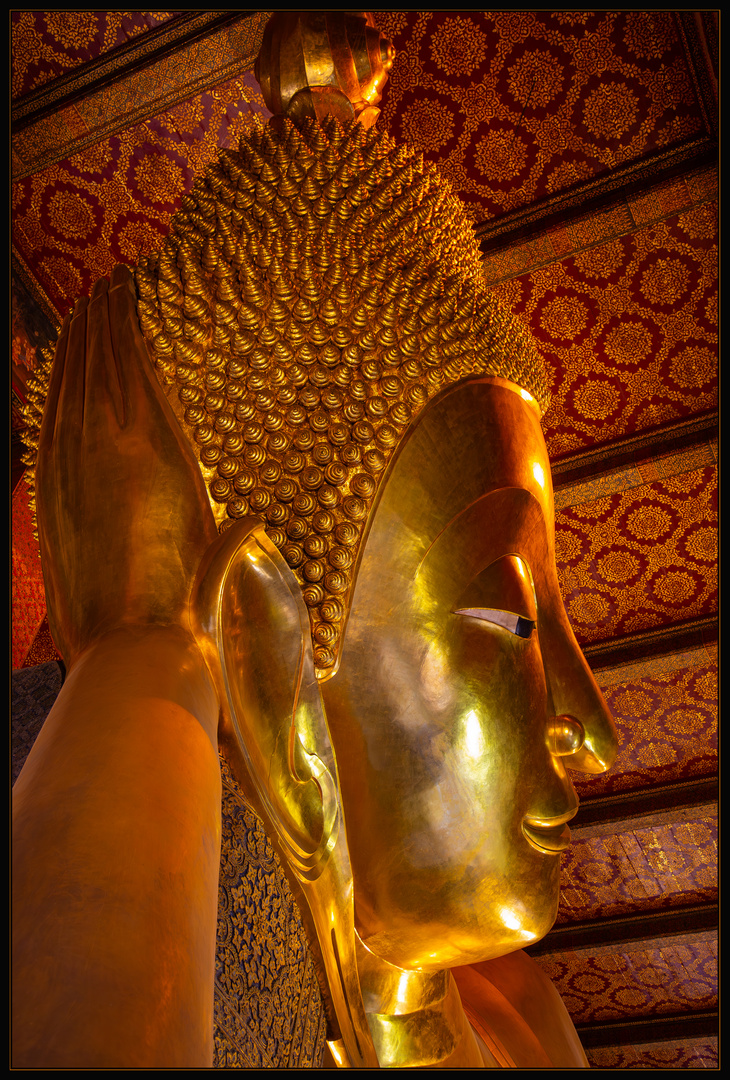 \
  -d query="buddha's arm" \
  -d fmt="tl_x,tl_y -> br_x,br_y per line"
12,268 -> 222,1067
12,627 -> 220,1067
